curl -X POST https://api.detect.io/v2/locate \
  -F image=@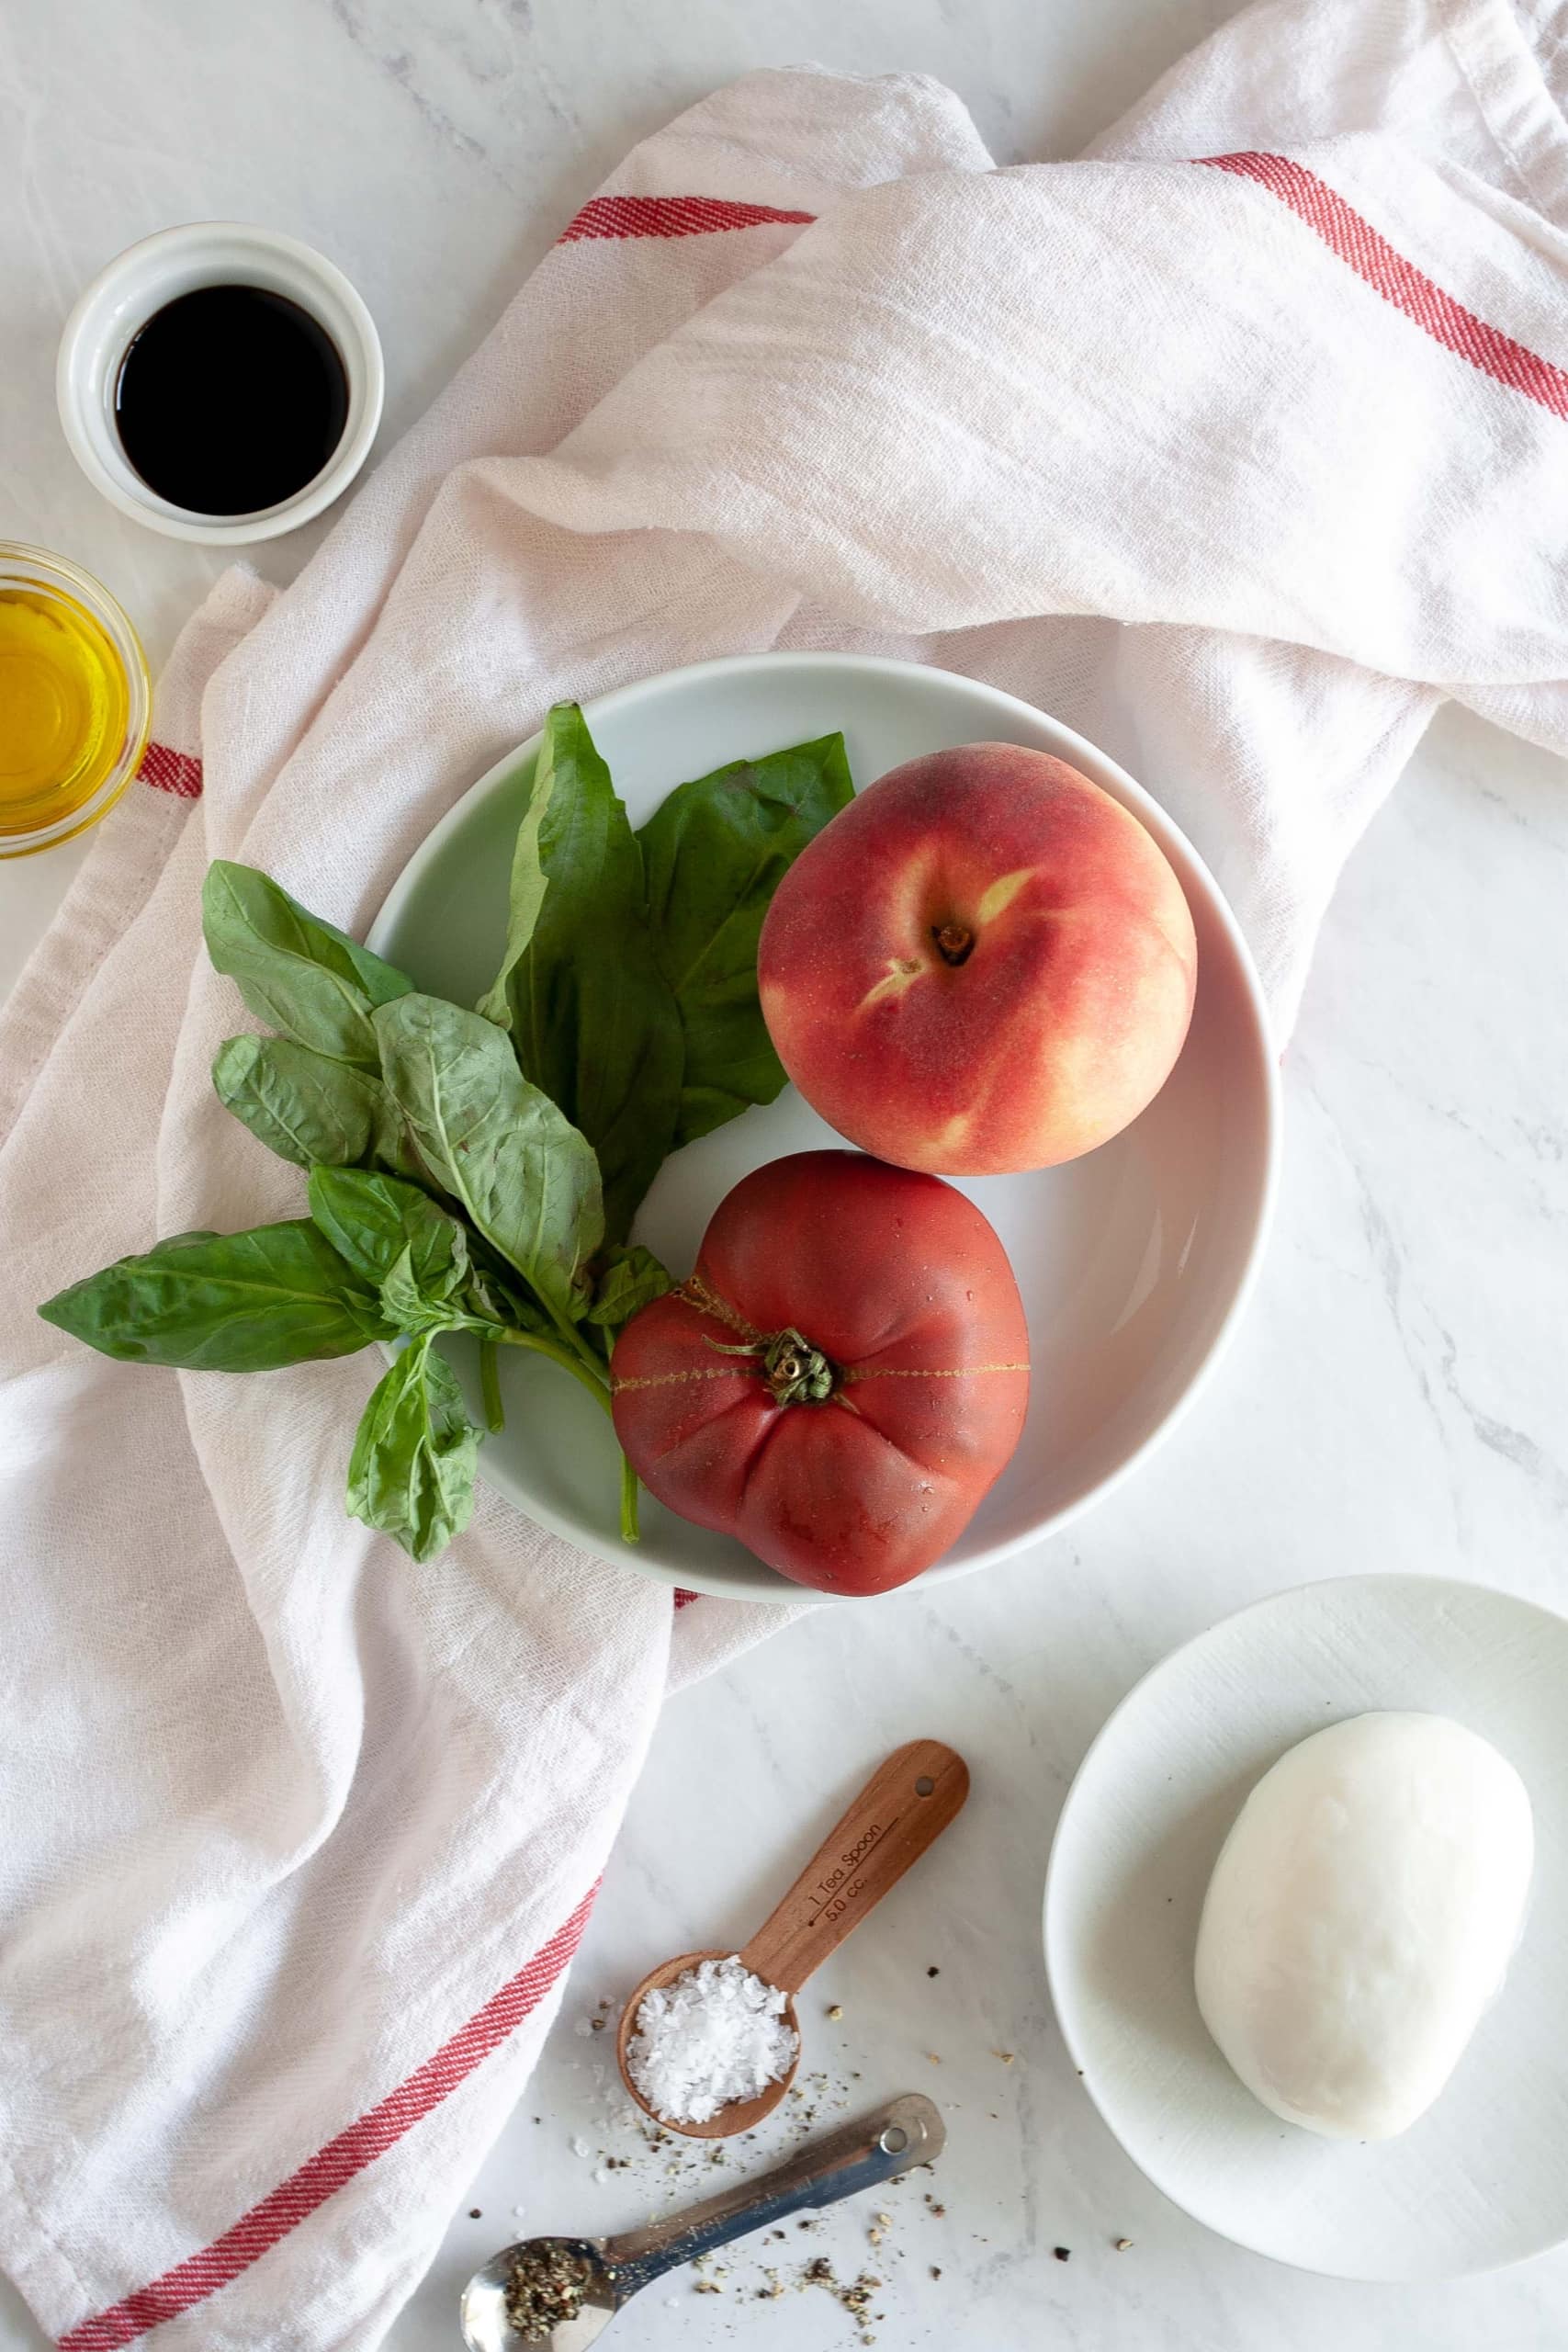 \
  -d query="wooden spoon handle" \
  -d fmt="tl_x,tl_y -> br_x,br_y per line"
739,1739 -> 968,1996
